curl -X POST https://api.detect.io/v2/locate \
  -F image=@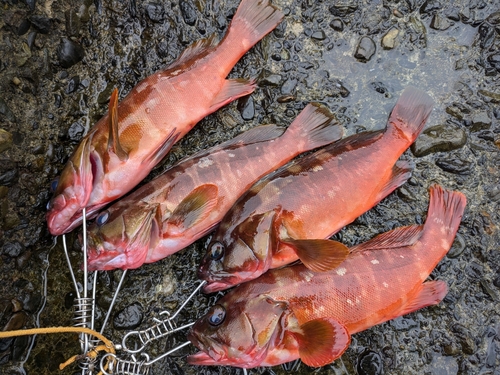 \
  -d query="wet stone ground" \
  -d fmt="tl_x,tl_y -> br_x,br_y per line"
0,0 -> 499,374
